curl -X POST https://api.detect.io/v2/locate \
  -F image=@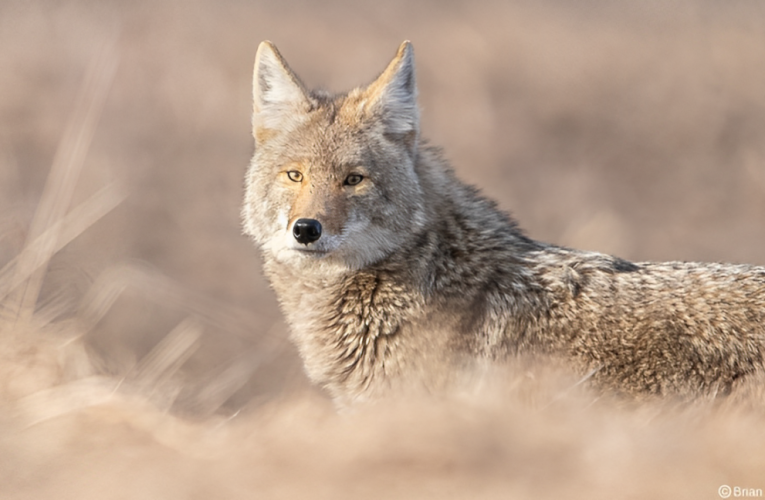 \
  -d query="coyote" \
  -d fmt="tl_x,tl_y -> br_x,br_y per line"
242,40 -> 765,405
